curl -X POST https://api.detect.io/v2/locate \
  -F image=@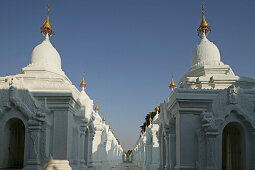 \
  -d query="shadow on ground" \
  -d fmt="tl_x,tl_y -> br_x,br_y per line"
111,163 -> 142,170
